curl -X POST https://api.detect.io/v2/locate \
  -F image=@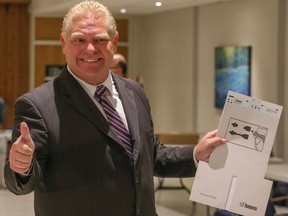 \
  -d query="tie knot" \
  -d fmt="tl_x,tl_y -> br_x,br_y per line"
96,85 -> 108,98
